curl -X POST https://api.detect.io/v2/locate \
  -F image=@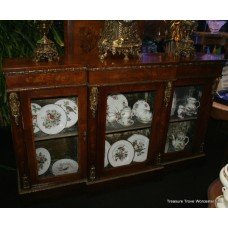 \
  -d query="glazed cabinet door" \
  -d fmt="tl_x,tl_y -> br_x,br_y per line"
162,78 -> 214,162
19,86 -> 87,190
94,83 -> 164,179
